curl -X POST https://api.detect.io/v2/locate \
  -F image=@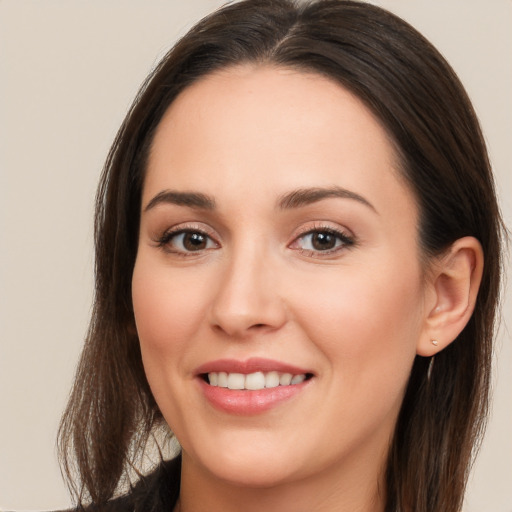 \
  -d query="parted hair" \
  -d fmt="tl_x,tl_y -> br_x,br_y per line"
58,1 -> 504,511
